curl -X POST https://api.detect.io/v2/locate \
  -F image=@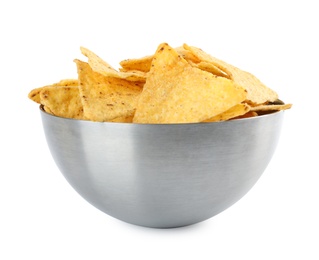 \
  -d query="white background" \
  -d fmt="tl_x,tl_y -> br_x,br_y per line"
1,0 -> 318,259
